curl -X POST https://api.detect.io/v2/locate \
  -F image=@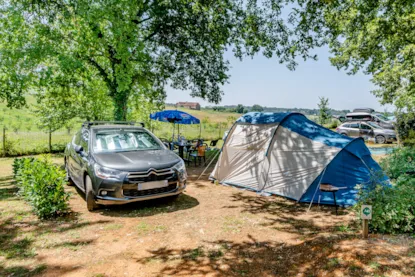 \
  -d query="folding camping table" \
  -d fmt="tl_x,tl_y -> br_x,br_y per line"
319,184 -> 346,216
